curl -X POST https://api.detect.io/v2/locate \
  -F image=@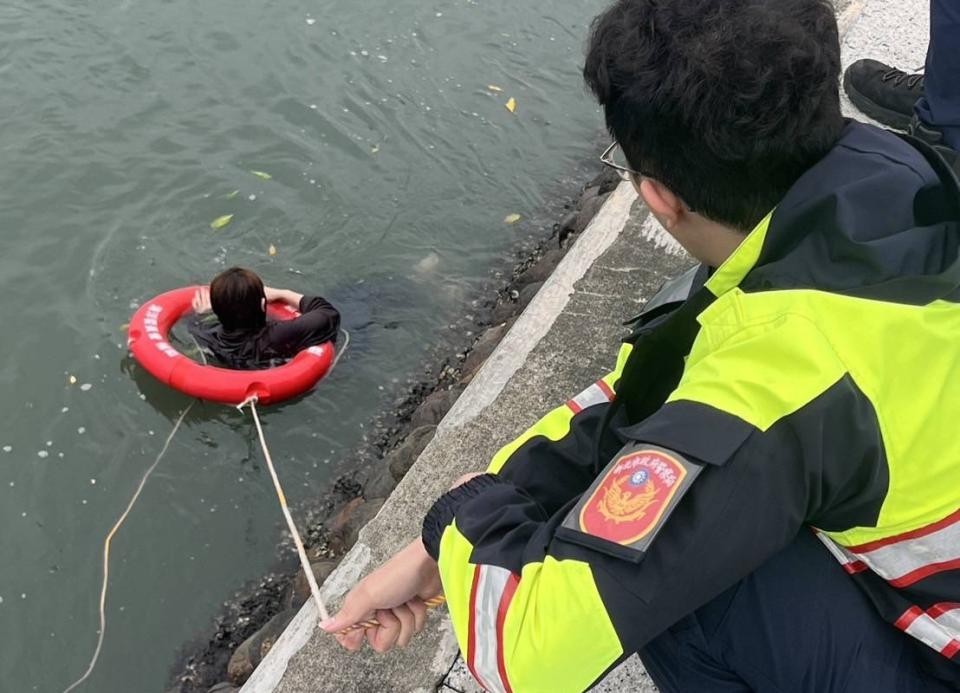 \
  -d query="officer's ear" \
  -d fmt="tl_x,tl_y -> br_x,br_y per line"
636,177 -> 685,231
